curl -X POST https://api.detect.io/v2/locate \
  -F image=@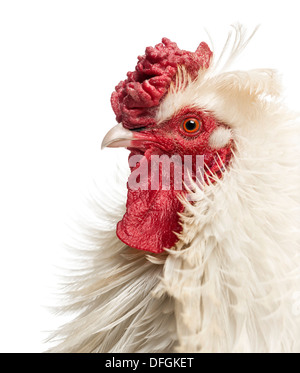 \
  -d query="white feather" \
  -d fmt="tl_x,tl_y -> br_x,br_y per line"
158,114 -> 300,352
209,126 -> 232,149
